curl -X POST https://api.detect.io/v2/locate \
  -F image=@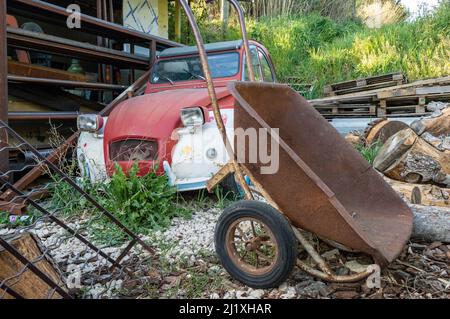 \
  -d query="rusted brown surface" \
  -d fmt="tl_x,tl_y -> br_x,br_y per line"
230,81 -> 413,266
226,217 -> 278,276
